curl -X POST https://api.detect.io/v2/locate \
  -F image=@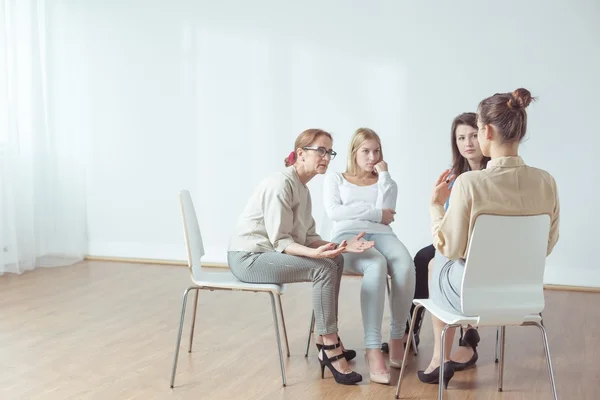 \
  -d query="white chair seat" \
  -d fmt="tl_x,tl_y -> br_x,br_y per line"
414,299 -> 542,327
192,269 -> 286,294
